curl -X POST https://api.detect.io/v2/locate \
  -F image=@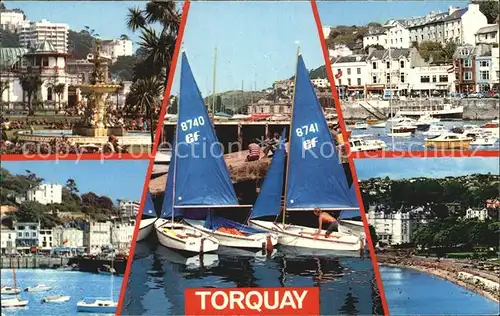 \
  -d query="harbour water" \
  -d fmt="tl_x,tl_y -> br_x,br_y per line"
122,240 -> 383,315
1,269 -> 122,315
381,266 -> 499,315
350,120 -> 499,151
